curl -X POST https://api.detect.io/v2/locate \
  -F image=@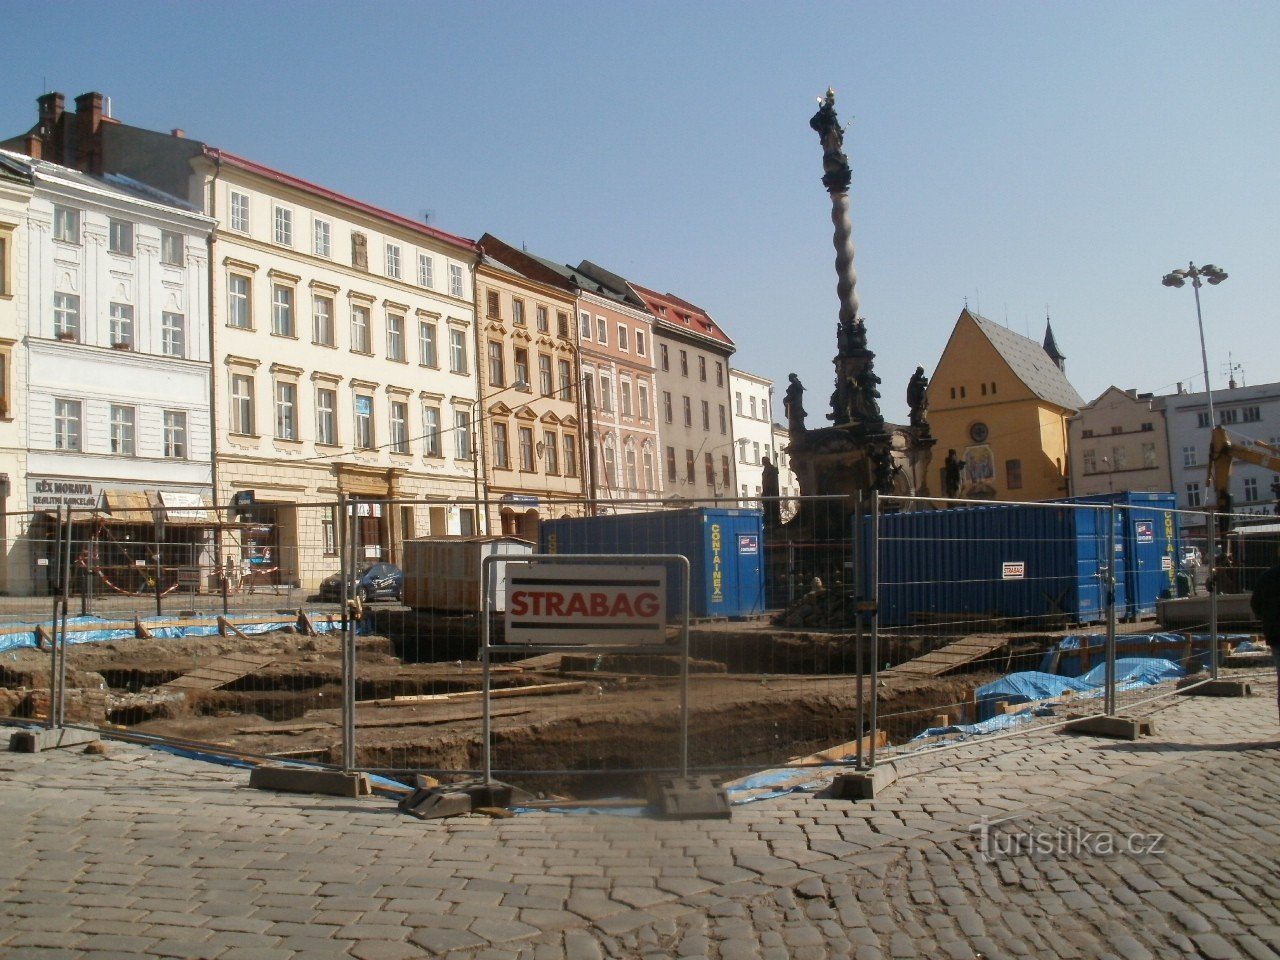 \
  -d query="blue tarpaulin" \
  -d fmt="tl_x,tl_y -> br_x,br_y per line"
0,613 -> 342,655
975,657 -> 1184,720
1039,632 -> 1252,676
